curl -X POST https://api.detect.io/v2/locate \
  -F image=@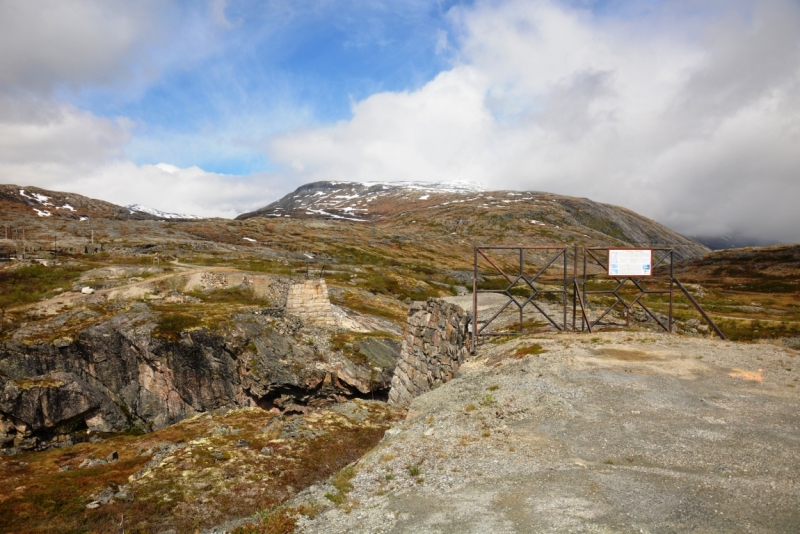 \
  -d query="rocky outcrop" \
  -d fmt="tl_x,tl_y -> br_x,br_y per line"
388,299 -> 470,405
0,301 -> 400,452
0,371 -> 127,451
